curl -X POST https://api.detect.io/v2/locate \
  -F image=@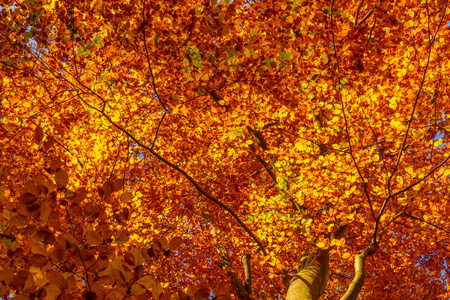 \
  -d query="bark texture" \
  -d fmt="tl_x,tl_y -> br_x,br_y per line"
286,249 -> 330,300
340,243 -> 378,300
